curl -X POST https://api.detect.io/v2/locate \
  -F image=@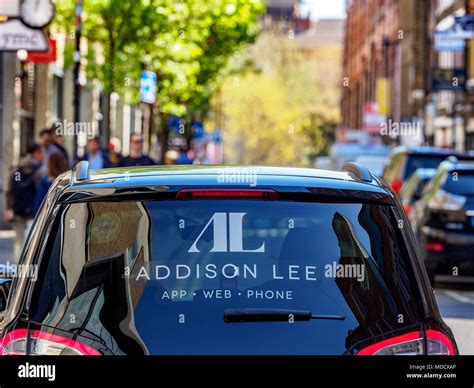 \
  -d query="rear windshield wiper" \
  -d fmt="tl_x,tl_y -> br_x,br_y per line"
224,308 -> 345,323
